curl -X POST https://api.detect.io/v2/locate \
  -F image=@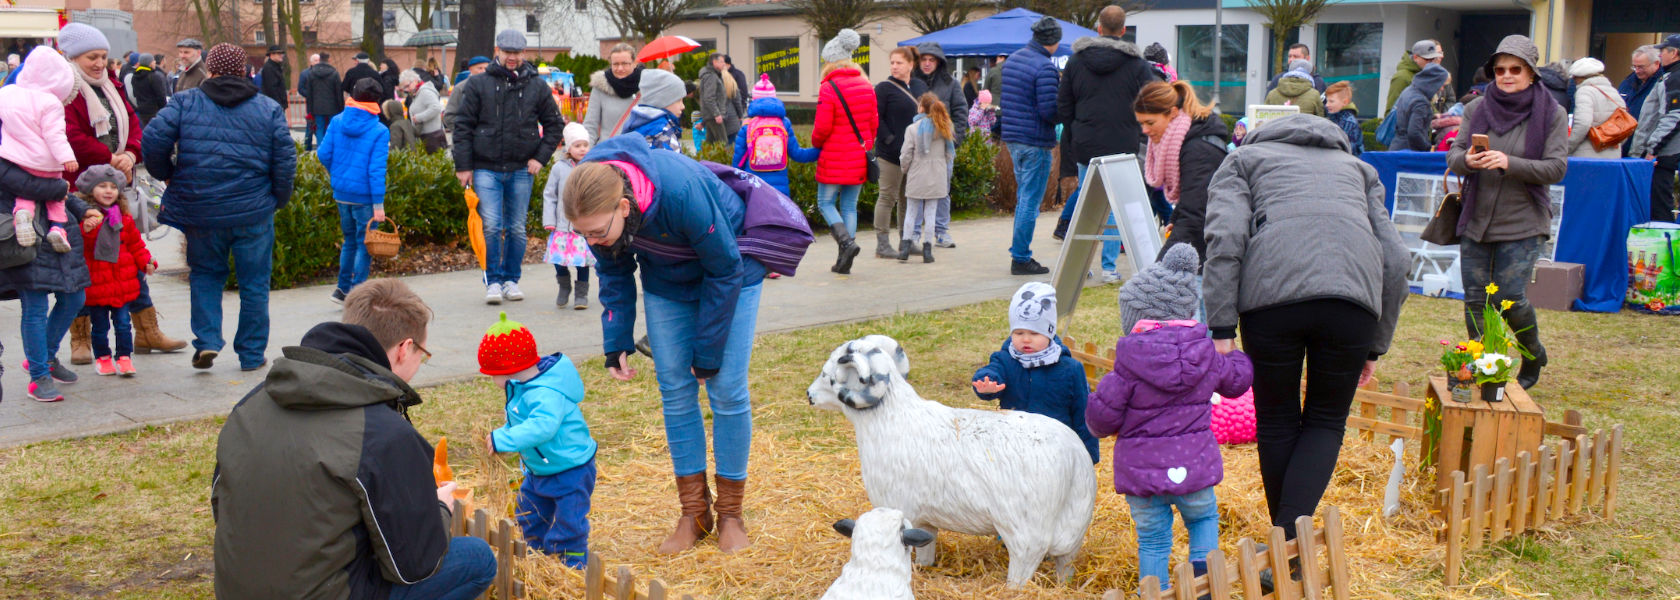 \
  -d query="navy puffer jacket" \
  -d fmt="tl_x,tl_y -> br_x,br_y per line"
1000,43 -> 1061,147
143,76 -> 296,229
0,159 -> 91,299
